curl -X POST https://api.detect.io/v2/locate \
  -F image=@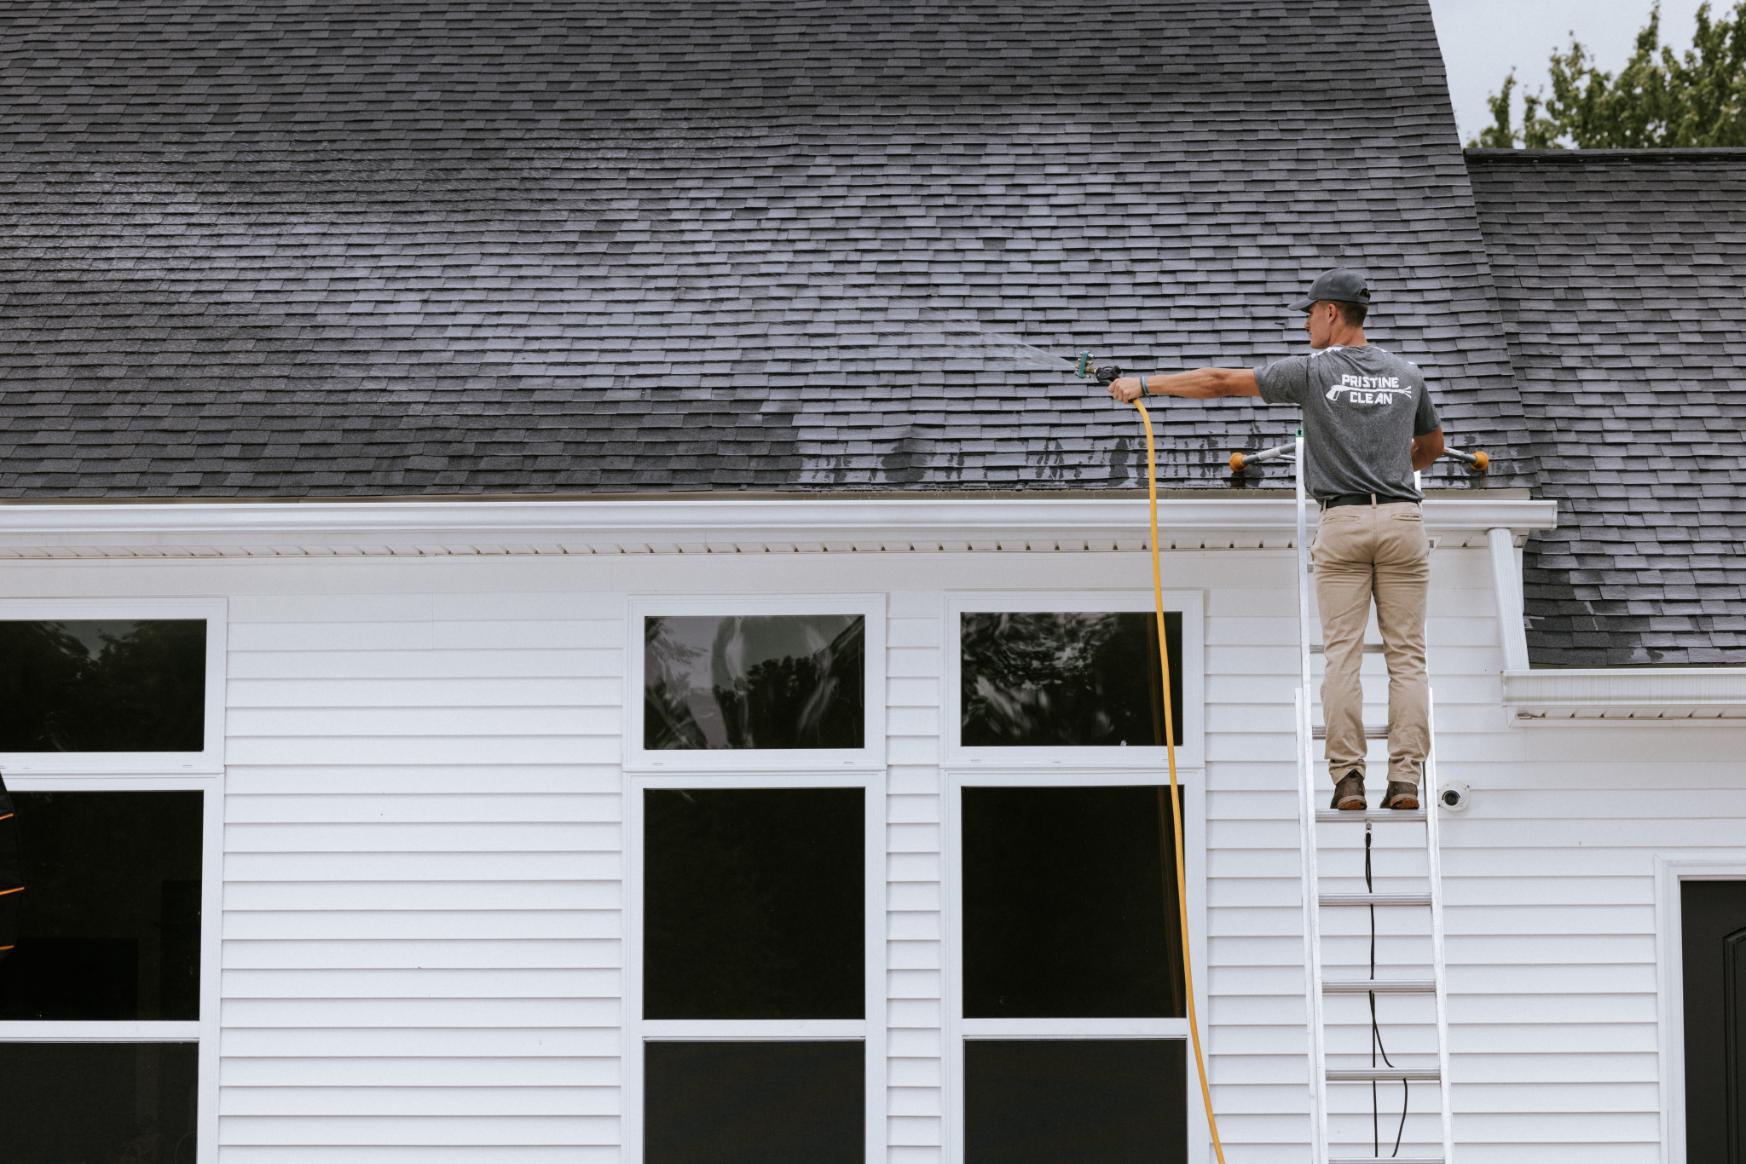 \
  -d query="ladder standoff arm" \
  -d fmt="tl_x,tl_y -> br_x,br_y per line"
1232,441 -> 1488,474
1228,441 -> 1297,473
1444,446 -> 1489,474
